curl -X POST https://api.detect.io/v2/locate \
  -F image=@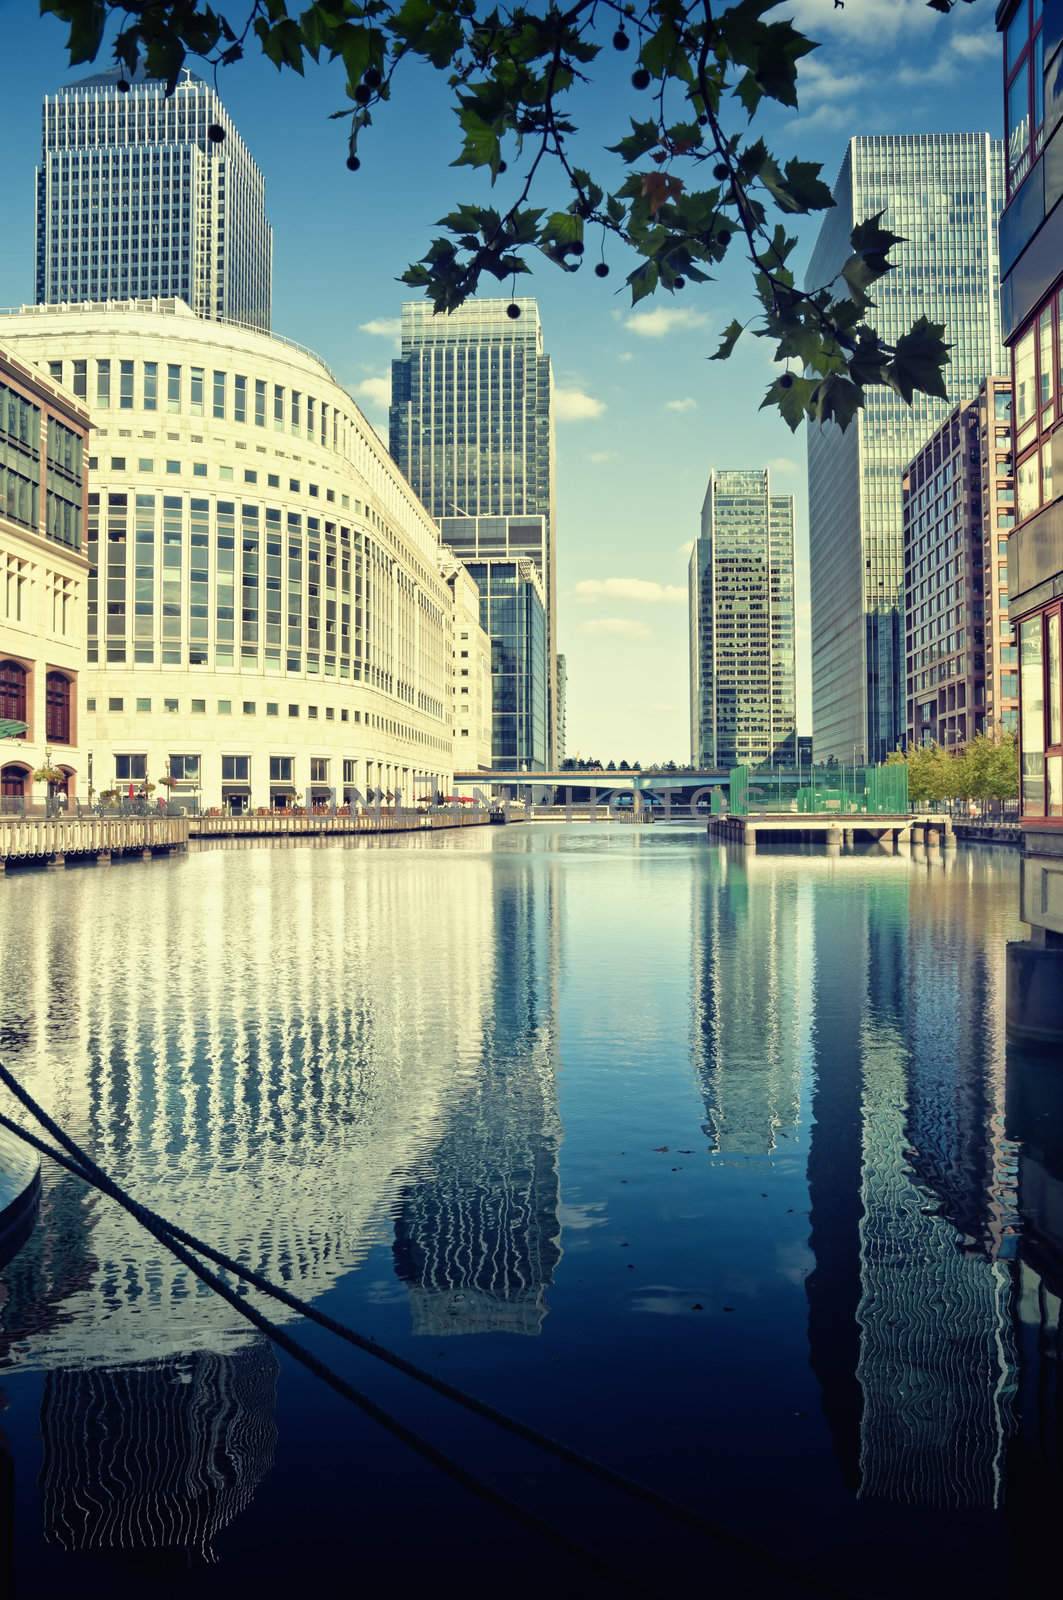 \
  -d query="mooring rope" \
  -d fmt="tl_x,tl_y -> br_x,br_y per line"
0,1060 -> 851,1596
